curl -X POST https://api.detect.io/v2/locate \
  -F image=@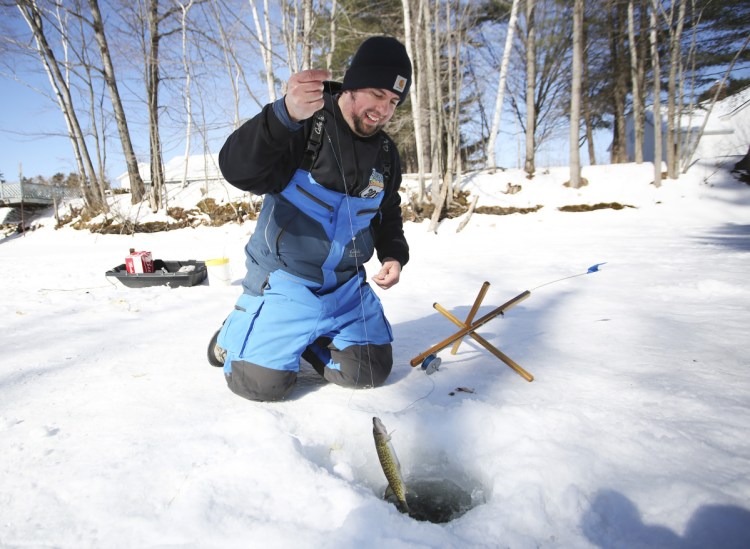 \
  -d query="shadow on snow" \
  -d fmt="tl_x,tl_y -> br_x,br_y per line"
582,489 -> 750,549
